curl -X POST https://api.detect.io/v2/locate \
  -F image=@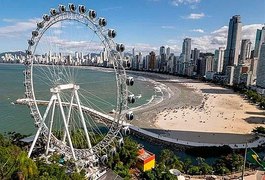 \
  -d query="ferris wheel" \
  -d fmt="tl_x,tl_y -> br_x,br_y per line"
23,3 -> 136,171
